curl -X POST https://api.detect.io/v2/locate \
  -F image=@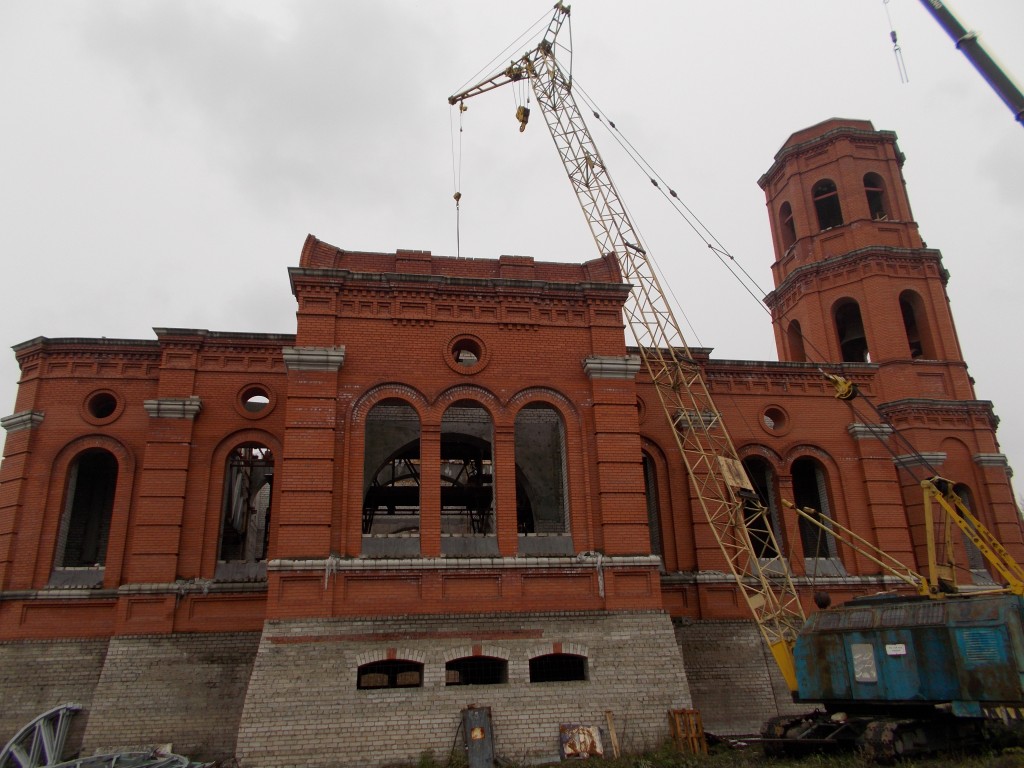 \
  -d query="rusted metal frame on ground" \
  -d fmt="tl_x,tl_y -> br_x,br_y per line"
0,704 -> 80,768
